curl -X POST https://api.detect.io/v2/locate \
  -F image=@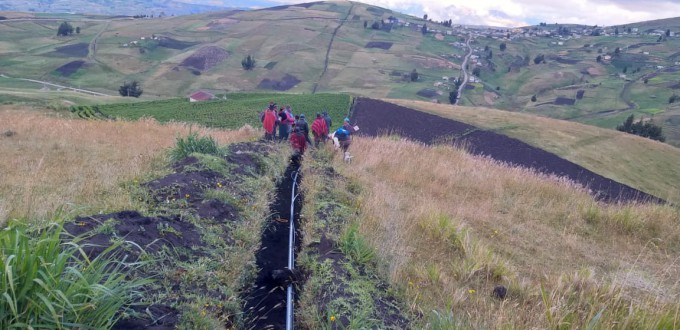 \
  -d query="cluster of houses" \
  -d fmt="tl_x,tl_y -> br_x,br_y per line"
120,35 -> 159,48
